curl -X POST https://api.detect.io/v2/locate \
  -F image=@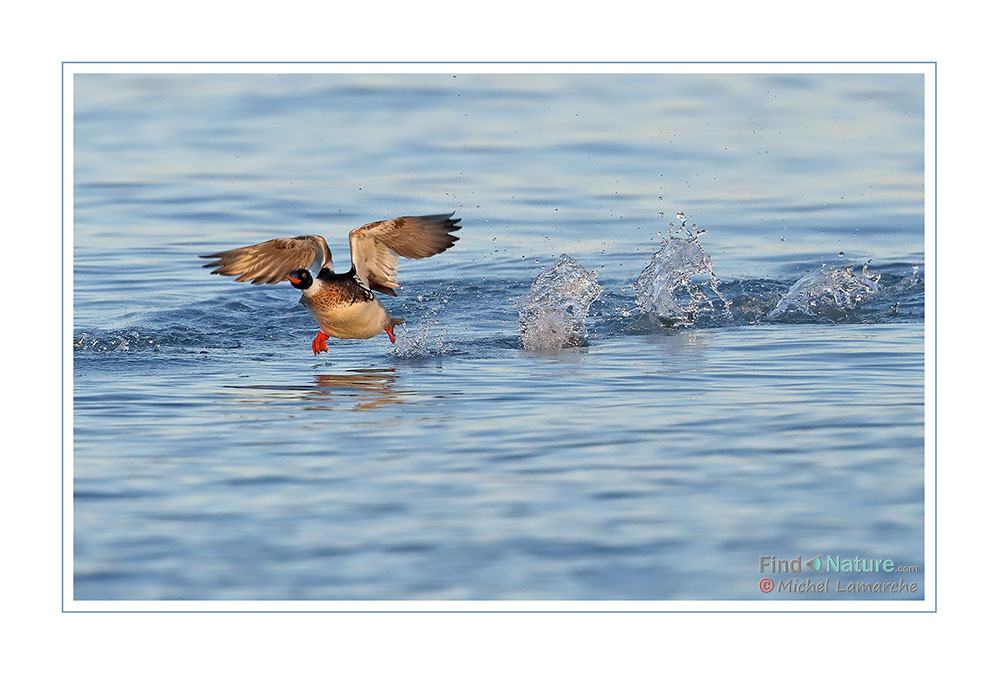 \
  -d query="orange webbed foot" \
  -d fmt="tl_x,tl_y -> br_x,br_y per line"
384,325 -> 396,344
312,331 -> 329,355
